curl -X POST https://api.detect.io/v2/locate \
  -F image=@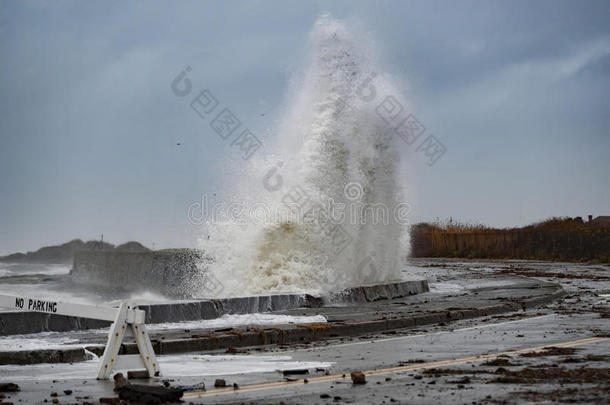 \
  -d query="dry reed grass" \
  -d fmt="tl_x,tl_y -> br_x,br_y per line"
410,217 -> 610,262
